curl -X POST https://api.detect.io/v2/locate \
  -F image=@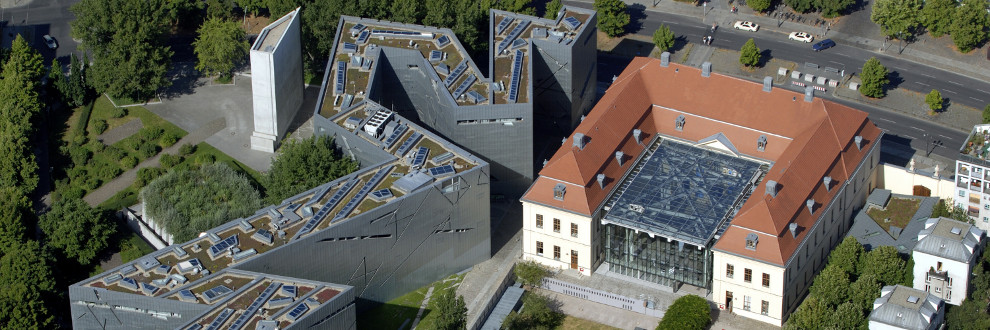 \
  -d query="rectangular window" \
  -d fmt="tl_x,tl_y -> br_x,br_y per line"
571,223 -> 578,237
554,245 -> 560,260
744,269 -> 752,283
763,273 -> 770,288
937,261 -> 943,271
553,218 -> 561,233
761,300 -> 769,316
726,264 -> 734,279
536,241 -> 543,256
743,296 -> 751,311
536,214 -> 543,228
